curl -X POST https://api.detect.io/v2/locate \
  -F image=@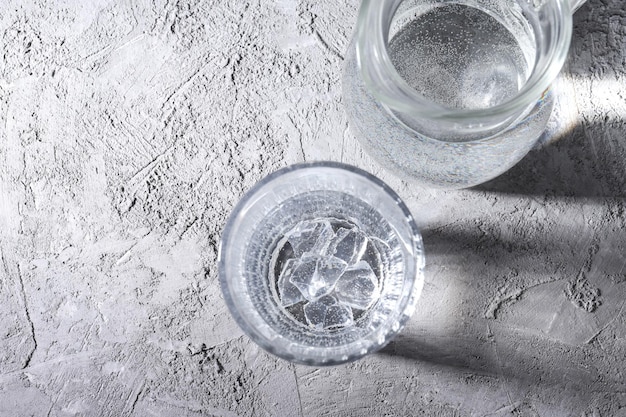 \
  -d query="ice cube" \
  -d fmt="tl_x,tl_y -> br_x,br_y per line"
316,256 -> 347,292
335,260 -> 380,310
277,259 -> 305,307
326,227 -> 368,265
324,304 -> 354,329
303,295 -> 337,329
289,255 -> 347,300
286,256 -> 318,299
286,220 -> 334,257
